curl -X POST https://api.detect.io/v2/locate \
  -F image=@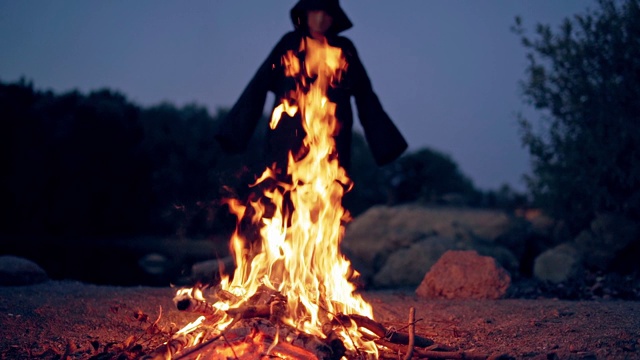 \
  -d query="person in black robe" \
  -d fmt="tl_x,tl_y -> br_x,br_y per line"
215,0 -> 407,176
